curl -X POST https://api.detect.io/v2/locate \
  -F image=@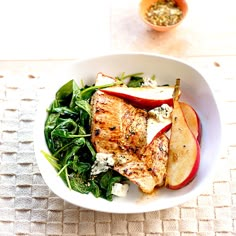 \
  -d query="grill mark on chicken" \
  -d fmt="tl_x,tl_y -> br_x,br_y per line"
114,157 -> 157,193
91,90 -> 168,193
91,91 -> 147,154
121,105 -> 147,155
141,134 -> 169,186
